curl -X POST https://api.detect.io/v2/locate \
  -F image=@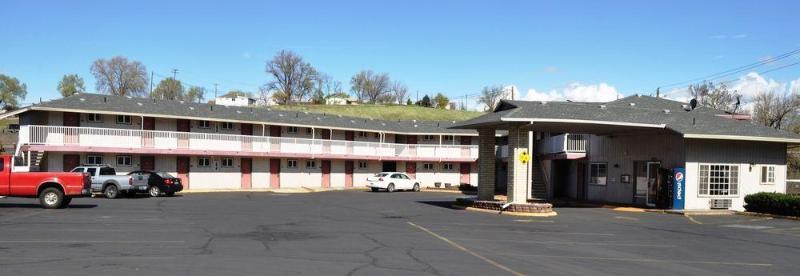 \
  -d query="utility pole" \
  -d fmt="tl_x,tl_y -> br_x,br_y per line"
172,69 -> 178,79
214,83 -> 218,99
149,71 -> 154,94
